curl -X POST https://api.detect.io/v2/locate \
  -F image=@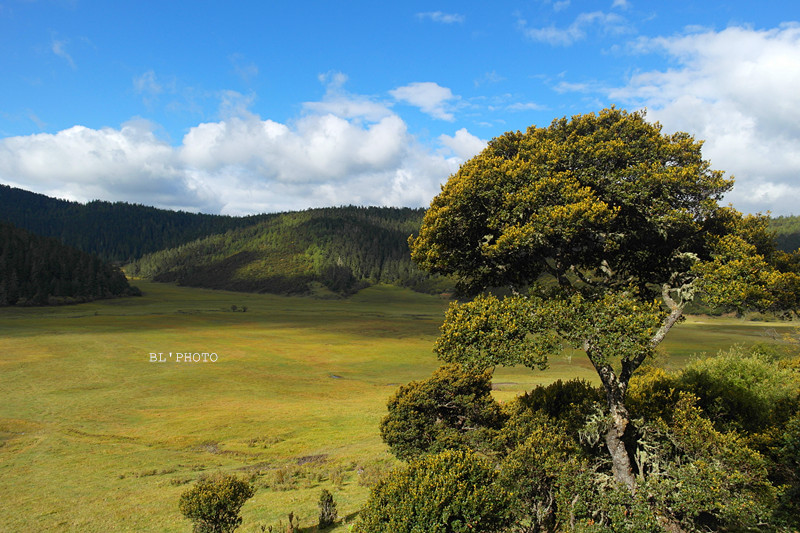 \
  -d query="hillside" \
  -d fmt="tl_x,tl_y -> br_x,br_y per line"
0,221 -> 140,306
770,214 -> 800,252
3,183 -> 795,297
0,184 -> 272,262
127,206 -> 453,296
